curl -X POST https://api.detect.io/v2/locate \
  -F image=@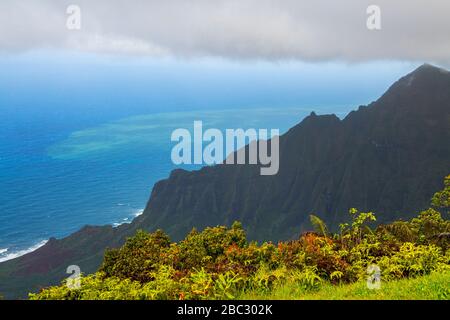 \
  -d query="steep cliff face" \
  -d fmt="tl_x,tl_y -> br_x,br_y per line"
1,64 -> 449,299
134,64 -> 450,241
